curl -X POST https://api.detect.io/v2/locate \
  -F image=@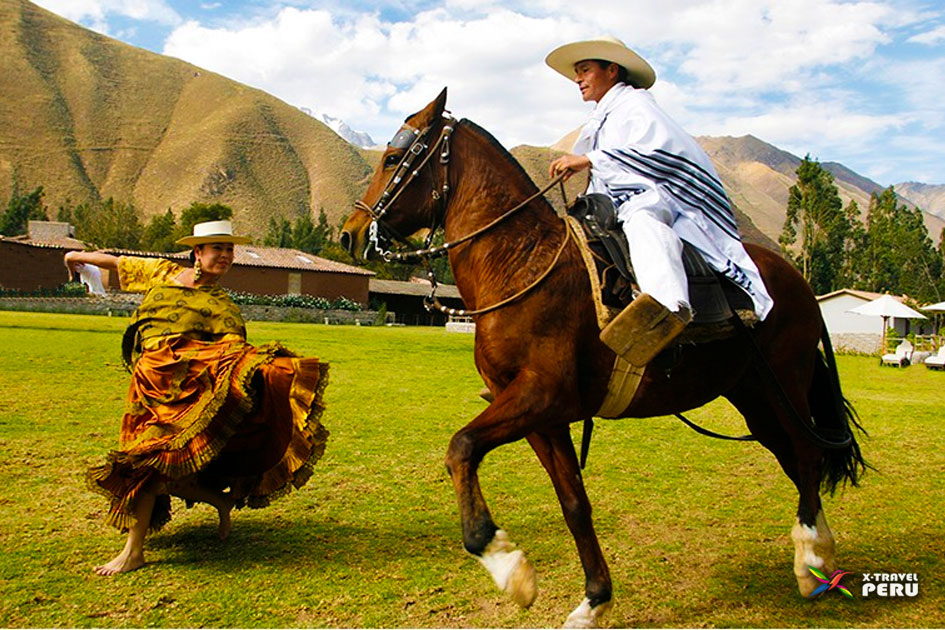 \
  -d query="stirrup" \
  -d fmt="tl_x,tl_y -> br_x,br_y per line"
599,294 -> 692,367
